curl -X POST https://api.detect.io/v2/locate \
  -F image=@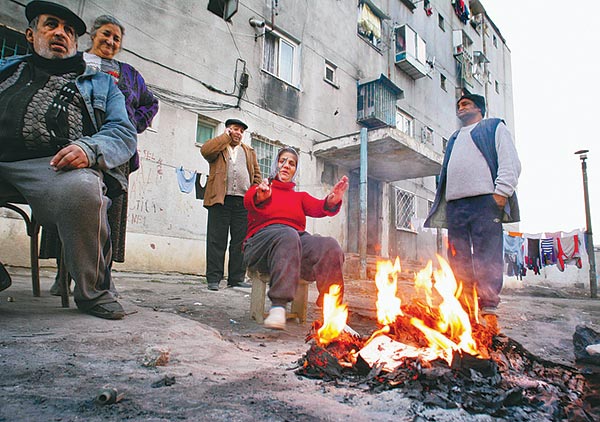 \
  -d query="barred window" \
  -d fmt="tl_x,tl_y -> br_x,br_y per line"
251,137 -> 277,178
0,27 -> 30,59
395,188 -> 416,231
